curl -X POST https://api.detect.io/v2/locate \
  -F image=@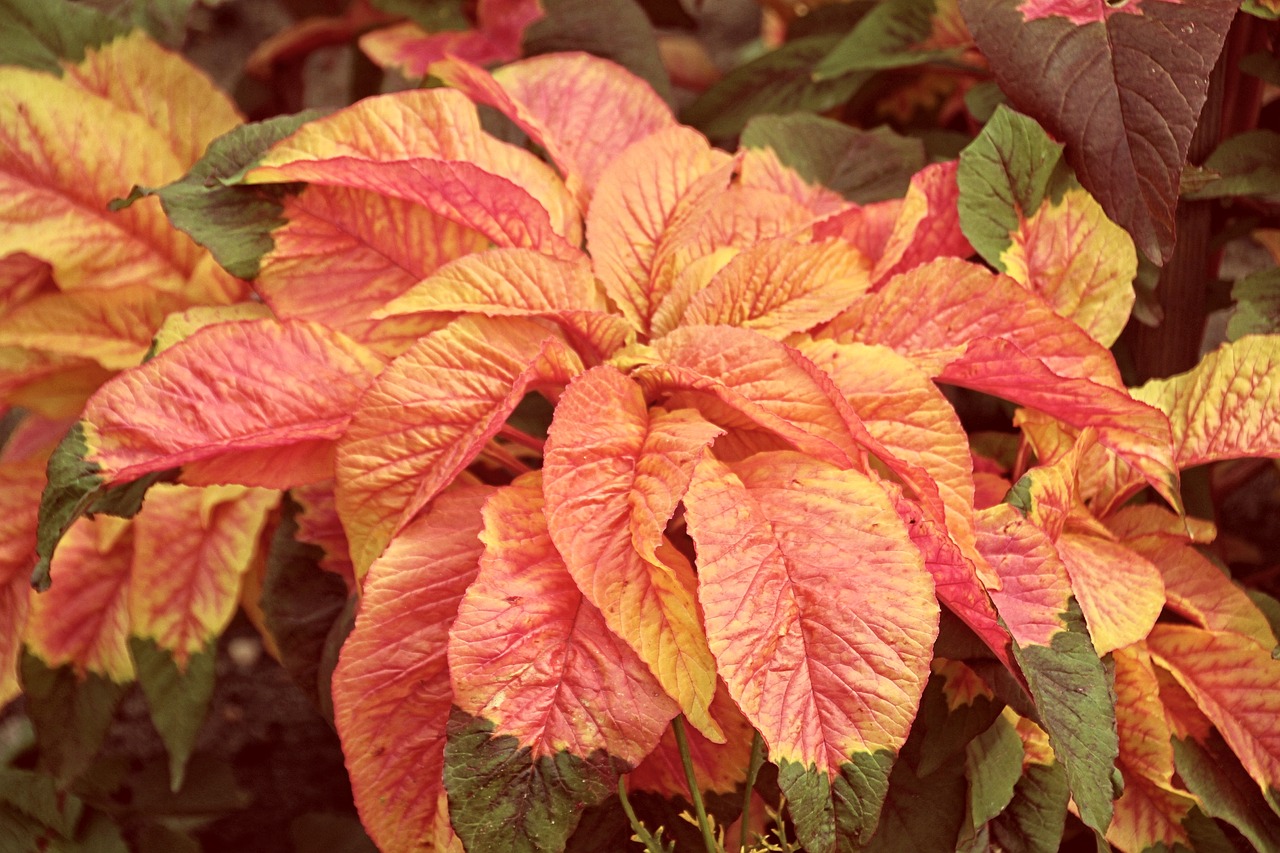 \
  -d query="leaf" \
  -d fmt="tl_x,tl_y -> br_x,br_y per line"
1172,732 -> 1280,852
1,30 -> 243,297
819,161 -> 973,284
684,451 -> 939,852
431,52 -> 675,208
445,475 -> 678,852
522,0 -> 673,107
965,713 -> 1026,831
0,767 -> 83,840
0,458 -> 45,704
0,0 -> 129,74
129,637 -> 215,793
1185,130 -> 1280,200
682,34 -> 870,140
128,484 -> 278,665
1107,645 -> 1197,852
586,126 -> 734,336
815,0 -> 971,79
1147,625 -> 1280,808
336,316 -> 582,575
975,504 -> 1118,833
989,760 -> 1070,853
25,516 -> 135,681
642,327 -> 951,527
0,285 -> 193,370
959,0 -> 1238,263
1055,529 -> 1164,656
958,106 -> 1137,346
740,114 -> 926,206
18,652 -> 127,783
543,366 -> 723,741
1228,268 -> 1280,341
330,485 -> 492,853
121,111 -> 324,281
243,89 -> 581,259
359,0 -> 541,76
373,248 -> 631,361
